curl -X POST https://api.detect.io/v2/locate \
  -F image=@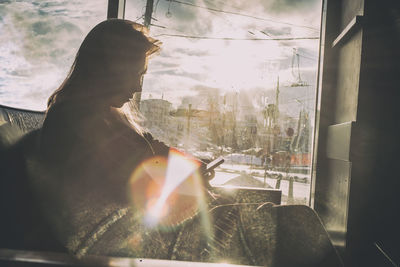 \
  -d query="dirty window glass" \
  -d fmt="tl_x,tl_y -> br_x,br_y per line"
126,0 -> 322,204
0,0 -> 107,111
